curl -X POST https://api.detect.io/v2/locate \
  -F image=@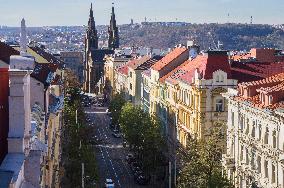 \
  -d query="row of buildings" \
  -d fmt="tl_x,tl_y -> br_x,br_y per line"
0,19 -> 64,188
104,43 -> 284,187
